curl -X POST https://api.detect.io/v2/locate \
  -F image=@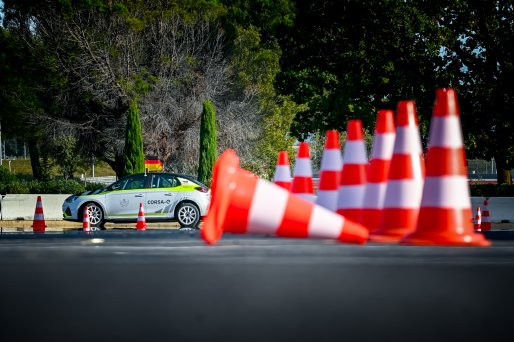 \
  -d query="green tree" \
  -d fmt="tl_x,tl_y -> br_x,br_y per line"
277,0 -> 444,140
427,0 -> 514,184
122,99 -> 145,177
197,99 -> 218,185
53,135 -> 77,180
